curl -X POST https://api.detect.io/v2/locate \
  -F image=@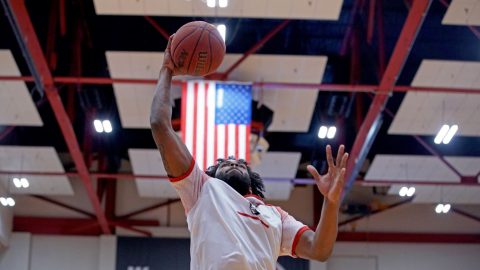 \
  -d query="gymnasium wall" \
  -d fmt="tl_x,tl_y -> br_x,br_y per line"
1,233 -> 479,270
0,184 -> 13,248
